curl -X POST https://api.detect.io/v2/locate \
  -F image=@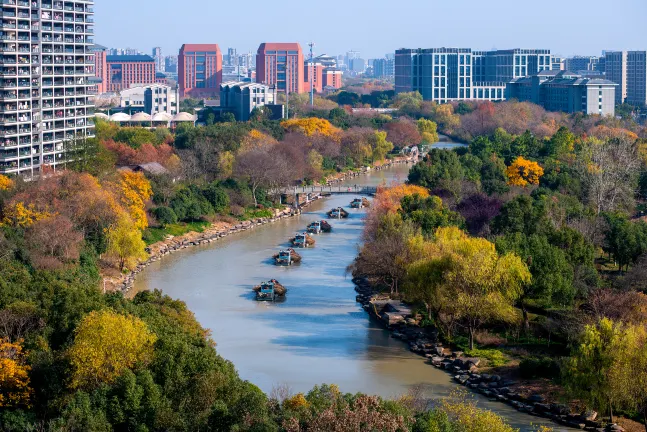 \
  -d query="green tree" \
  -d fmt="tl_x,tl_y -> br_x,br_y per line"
417,118 -> 439,144
370,131 -> 394,162
408,149 -> 464,196
152,206 -> 178,227
400,194 -> 465,236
